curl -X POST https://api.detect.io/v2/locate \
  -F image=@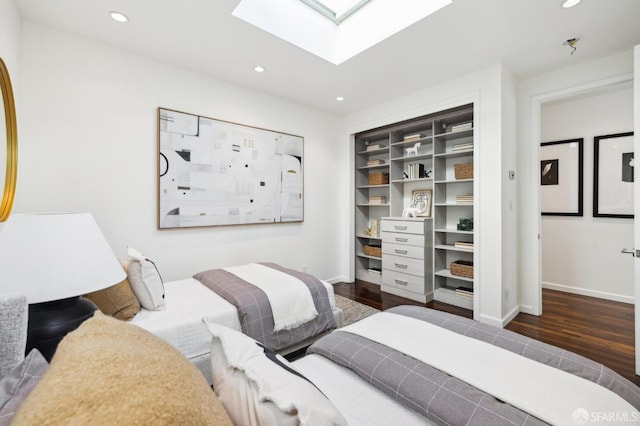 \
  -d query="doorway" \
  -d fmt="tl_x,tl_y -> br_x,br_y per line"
539,82 -> 635,304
